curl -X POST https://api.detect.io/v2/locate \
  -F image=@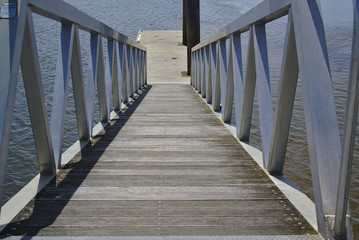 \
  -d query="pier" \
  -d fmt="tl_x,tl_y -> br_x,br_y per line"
0,0 -> 358,239
0,81 -> 316,237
